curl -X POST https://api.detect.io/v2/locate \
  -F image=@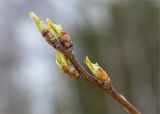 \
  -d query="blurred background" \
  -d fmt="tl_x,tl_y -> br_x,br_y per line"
0,0 -> 159,114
